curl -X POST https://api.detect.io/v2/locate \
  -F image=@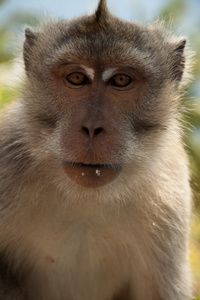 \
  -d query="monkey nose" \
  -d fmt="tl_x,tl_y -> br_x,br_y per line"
81,125 -> 104,139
